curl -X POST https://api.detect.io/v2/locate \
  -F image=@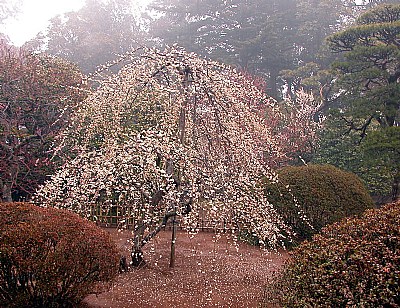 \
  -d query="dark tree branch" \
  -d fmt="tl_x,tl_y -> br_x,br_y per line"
341,115 -> 374,143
